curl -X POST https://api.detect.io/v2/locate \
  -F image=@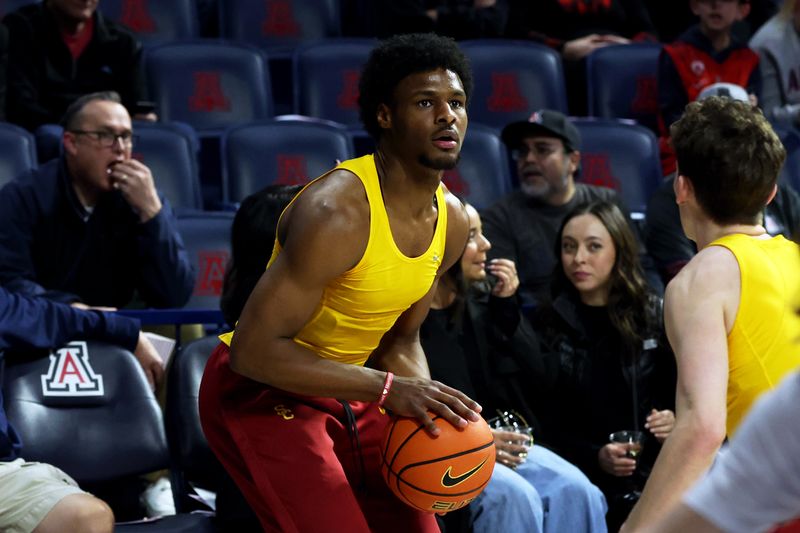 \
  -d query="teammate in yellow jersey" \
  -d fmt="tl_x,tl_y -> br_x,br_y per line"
199,33 -> 481,533
624,97 -> 800,531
